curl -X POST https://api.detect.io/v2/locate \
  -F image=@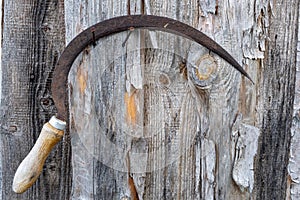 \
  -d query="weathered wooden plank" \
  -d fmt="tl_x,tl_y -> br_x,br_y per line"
0,0 -> 297,199
0,0 -> 292,199
0,0 -> 3,198
289,6 -> 300,200
66,0 -> 145,199
143,1 -> 214,199
0,0 -> 70,199
254,0 -> 299,199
